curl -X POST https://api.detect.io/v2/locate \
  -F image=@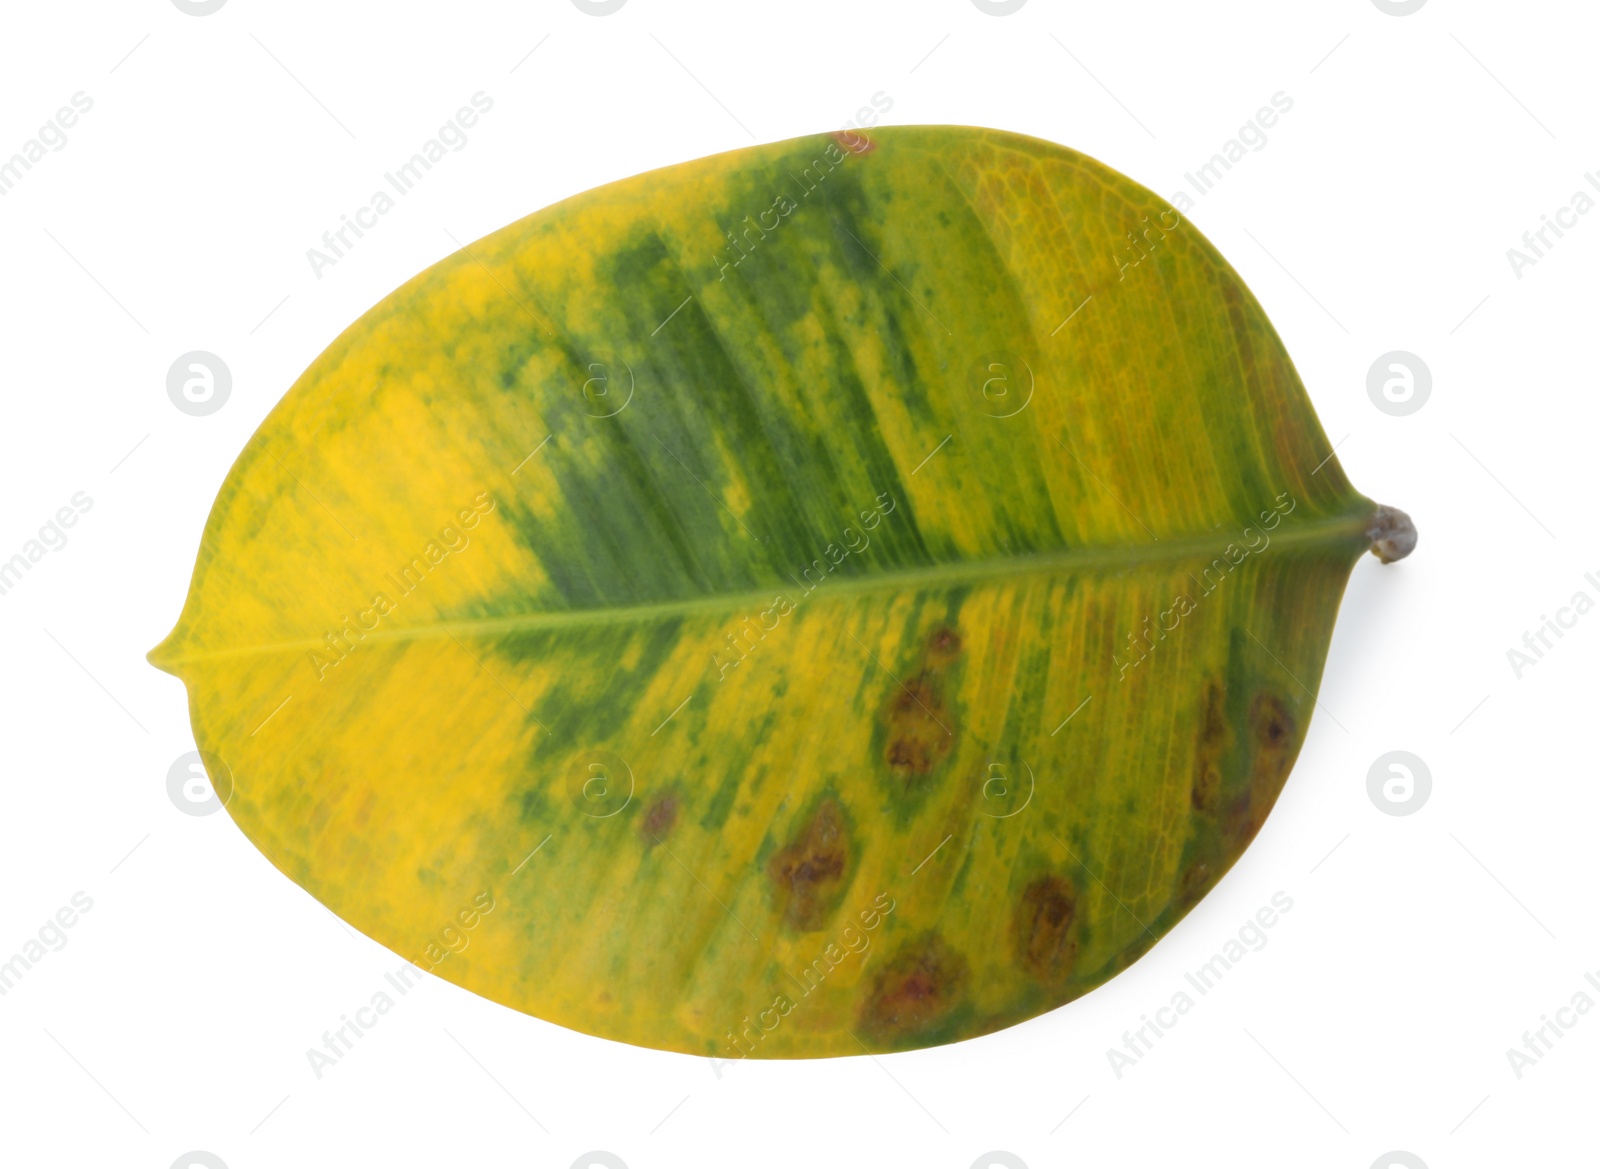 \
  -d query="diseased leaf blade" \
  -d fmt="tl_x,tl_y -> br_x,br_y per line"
150,127 -> 1407,1057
